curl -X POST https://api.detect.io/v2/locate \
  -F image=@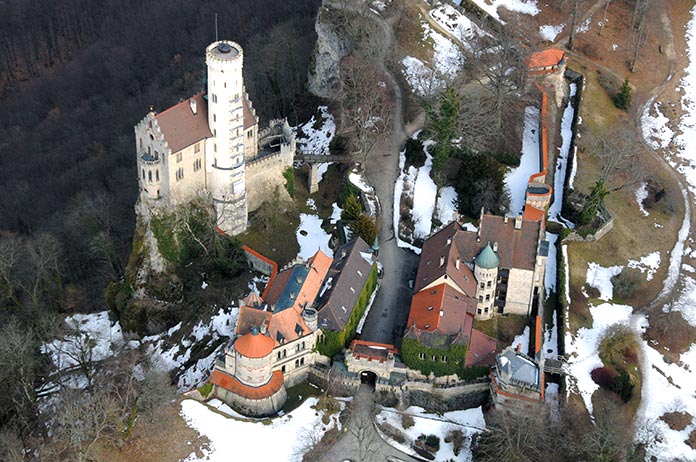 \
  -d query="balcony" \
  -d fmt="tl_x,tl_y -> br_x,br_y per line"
139,152 -> 161,165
